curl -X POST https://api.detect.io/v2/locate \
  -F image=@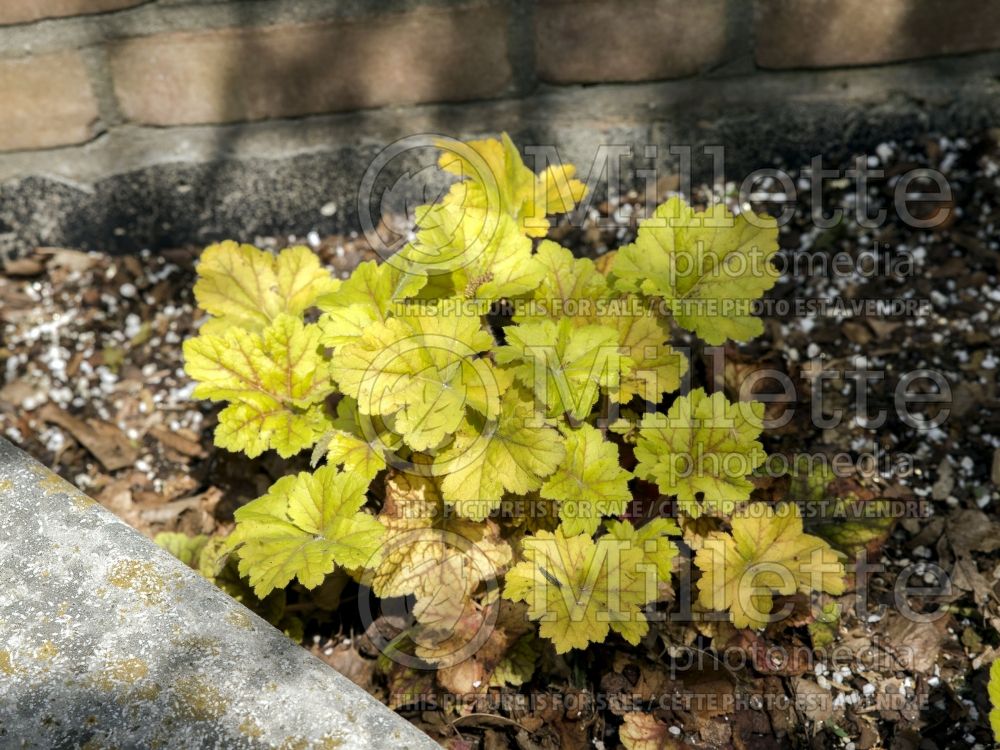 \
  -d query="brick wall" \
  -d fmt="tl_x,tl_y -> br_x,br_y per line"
0,0 -> 998,152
